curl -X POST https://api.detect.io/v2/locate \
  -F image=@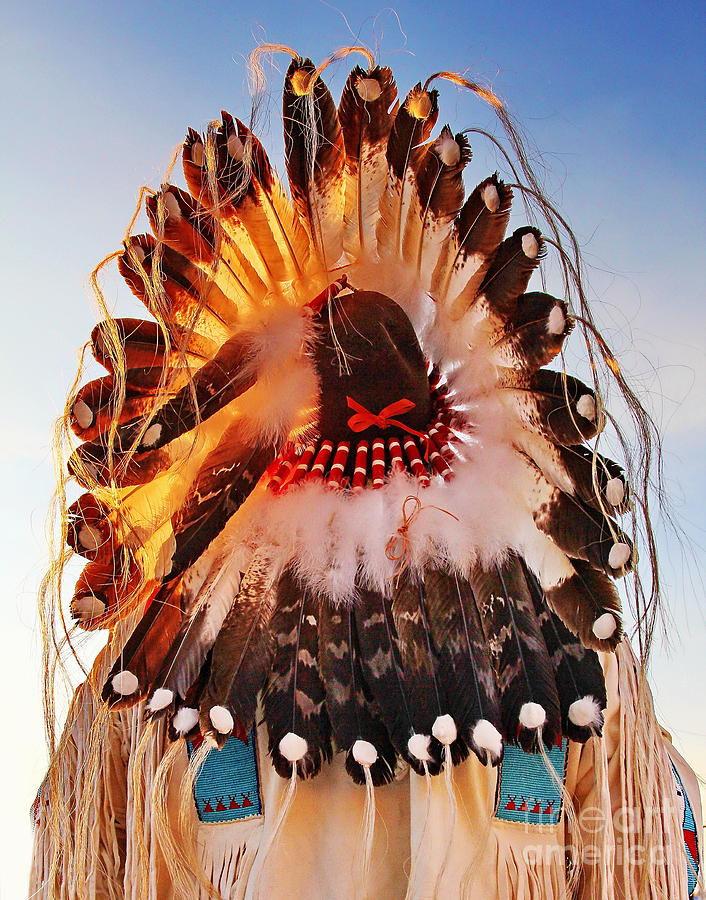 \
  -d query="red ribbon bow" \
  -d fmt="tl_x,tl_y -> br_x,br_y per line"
346,396 -> 432,457
347,396 -> 417,432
